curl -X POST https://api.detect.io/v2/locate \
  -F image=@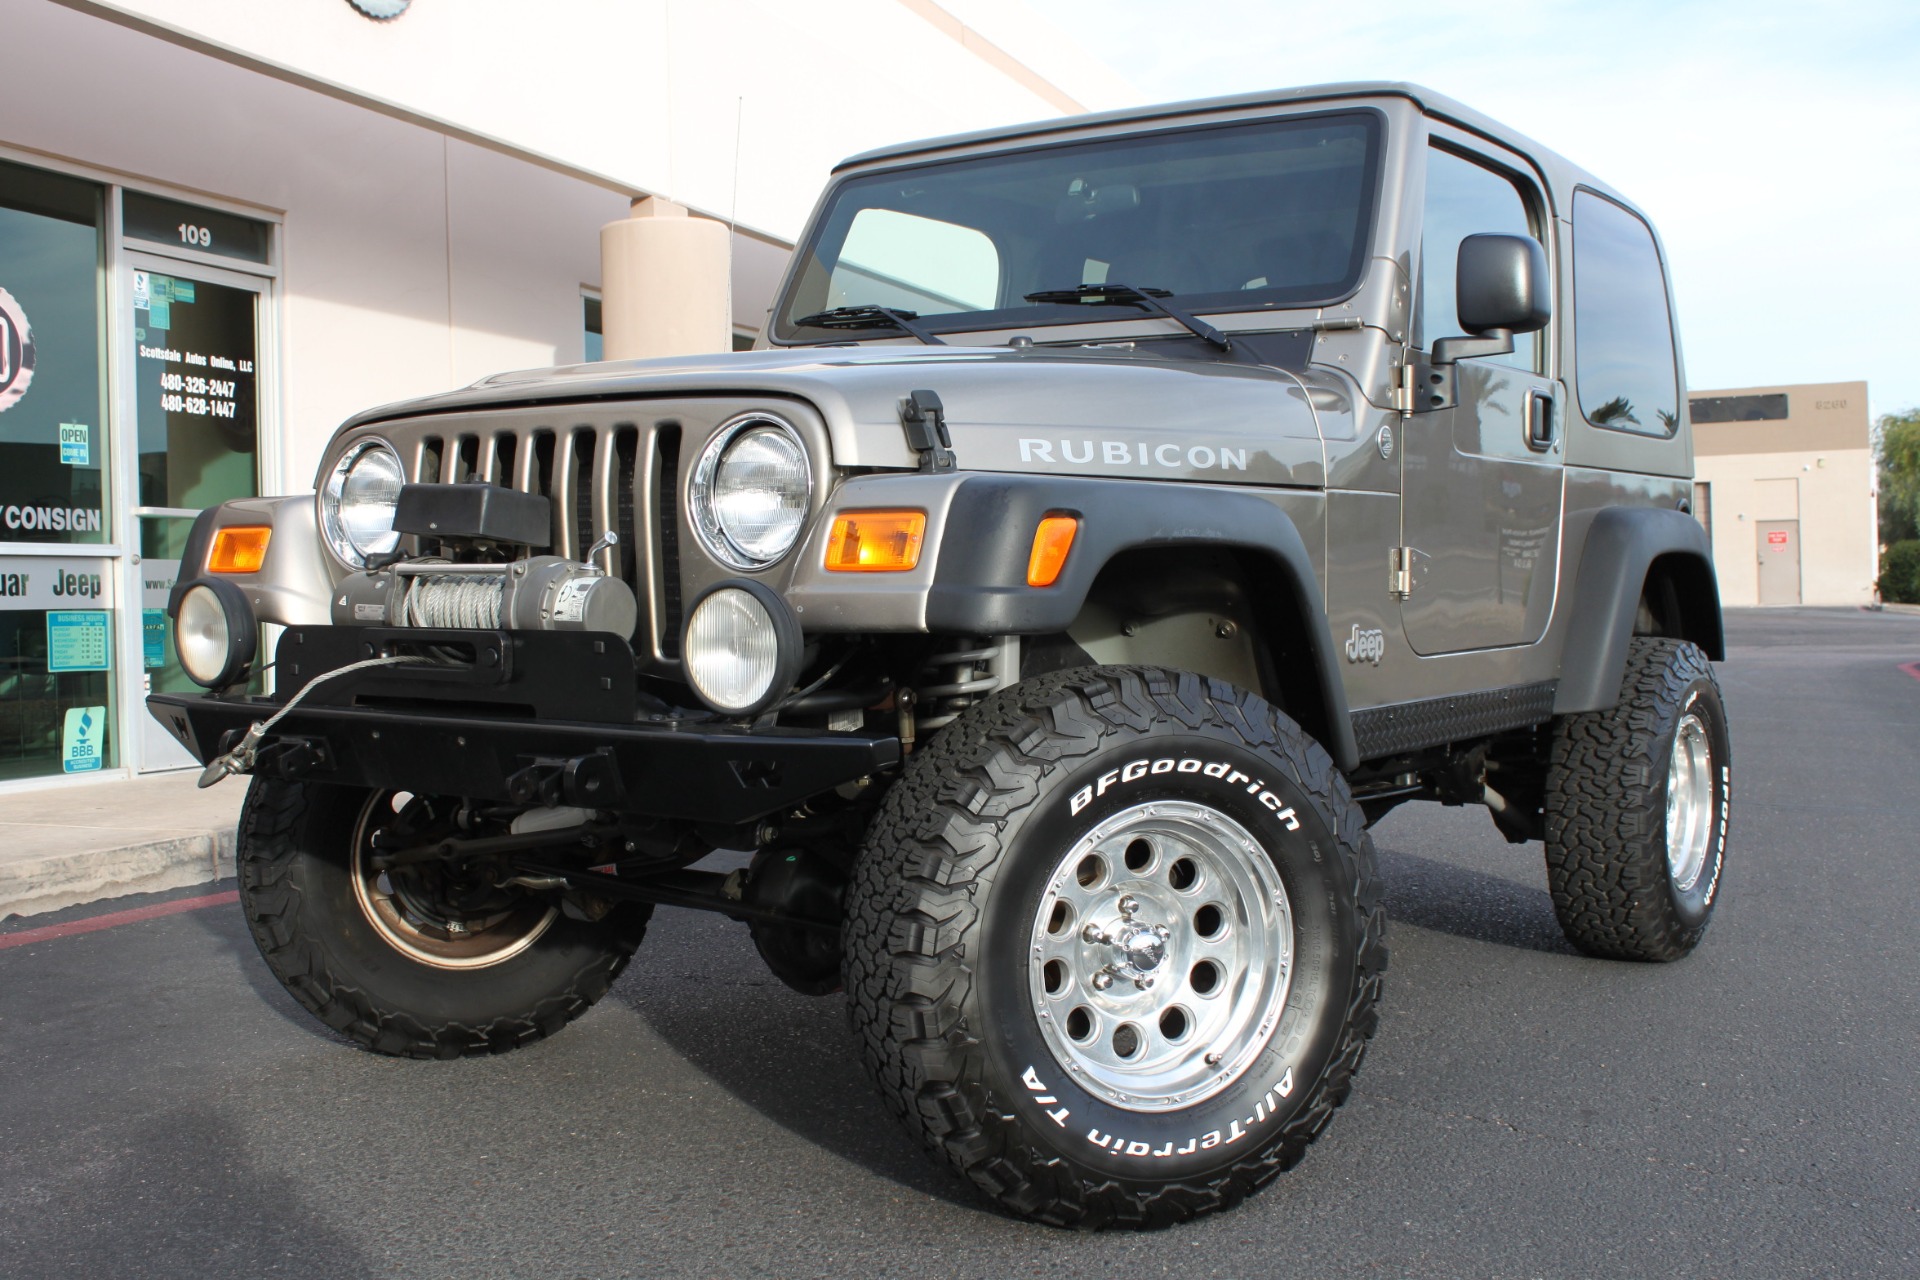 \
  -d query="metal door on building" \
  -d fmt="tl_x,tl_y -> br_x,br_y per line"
1757,519 -> 1801,605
